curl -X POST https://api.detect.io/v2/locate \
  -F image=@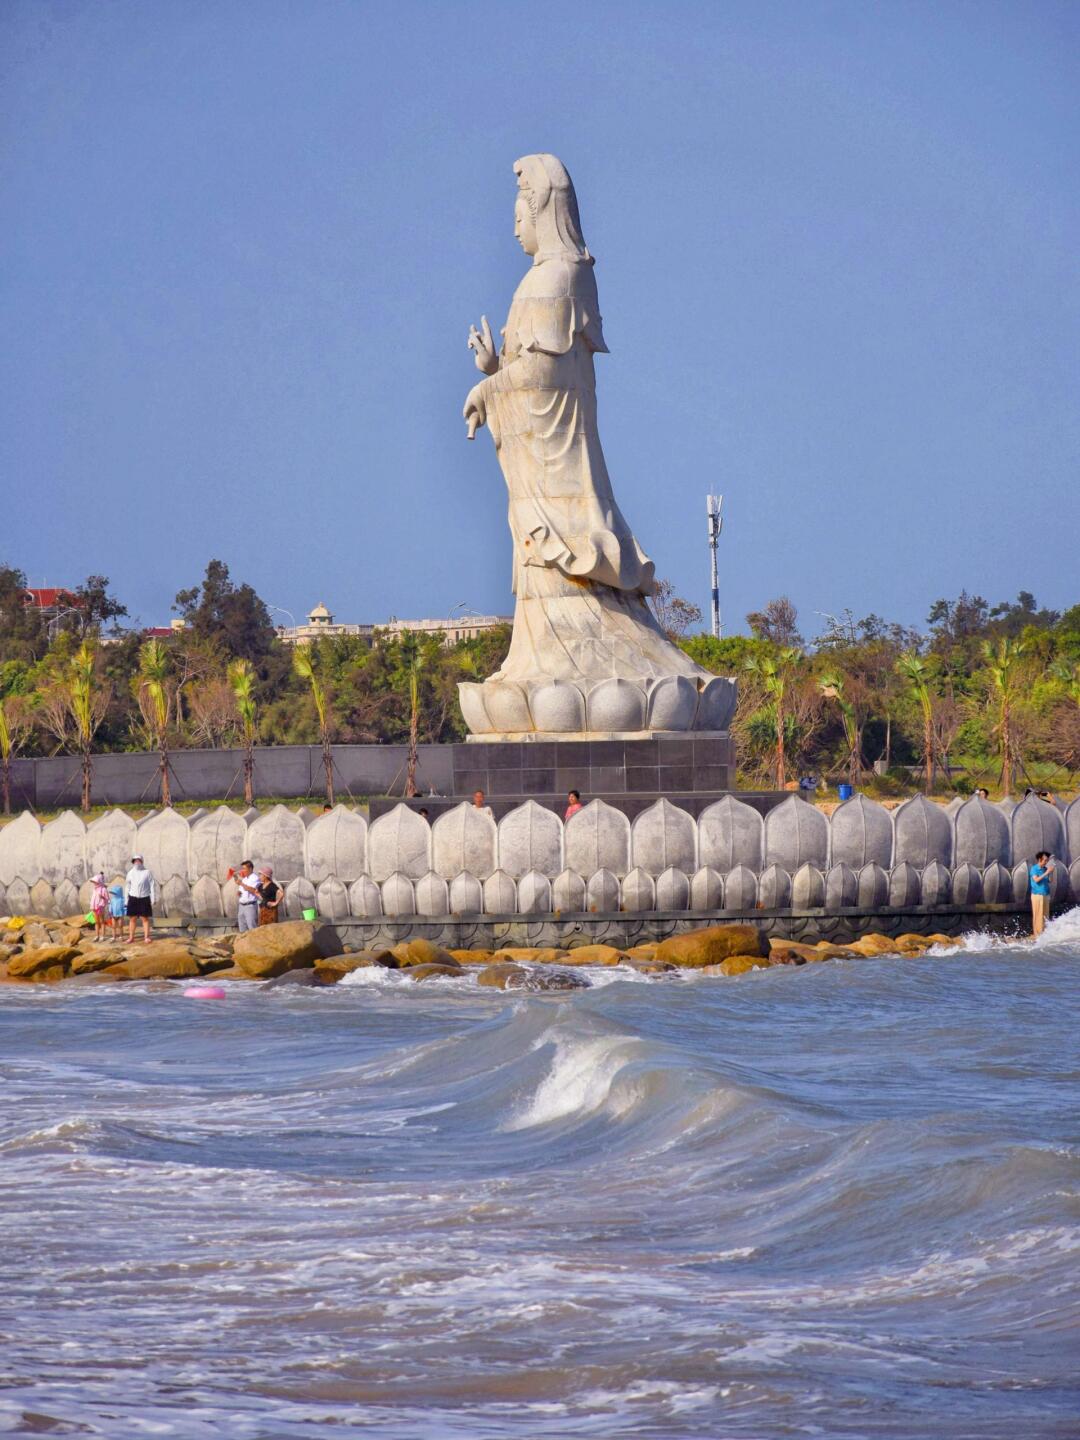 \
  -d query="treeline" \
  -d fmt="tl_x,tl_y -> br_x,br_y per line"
0,561 -> 510,810
681,592 -> 1080,796
1,560 -> 1077,813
